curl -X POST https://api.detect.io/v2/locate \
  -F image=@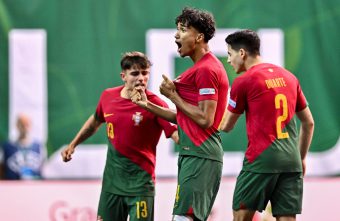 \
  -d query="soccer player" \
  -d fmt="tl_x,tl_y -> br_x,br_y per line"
221,29 -> 314,221
61,51 -> 178,221
131,7 -> 229,221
